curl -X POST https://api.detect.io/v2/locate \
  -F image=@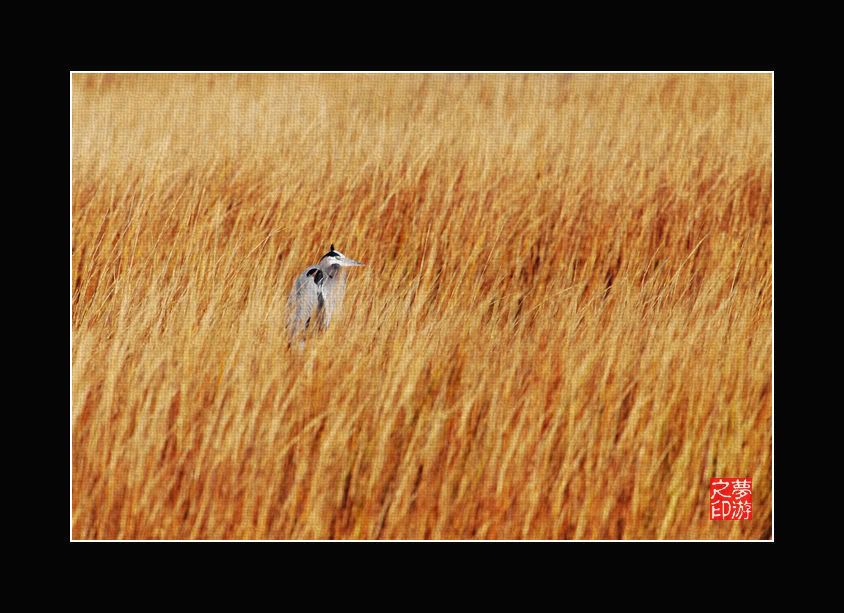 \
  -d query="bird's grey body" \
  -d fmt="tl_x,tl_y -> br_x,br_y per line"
287,244 -> 364,341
